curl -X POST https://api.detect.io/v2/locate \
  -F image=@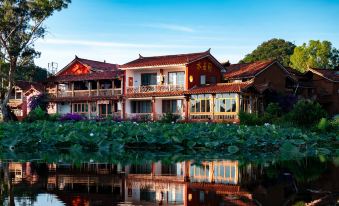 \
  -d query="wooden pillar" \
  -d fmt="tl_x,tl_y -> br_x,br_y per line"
121,77 -> 124,95
122,98 -> 126,120
96,81 -> 100,96
56,84 -> 59,97
185,96 -> 189,122
211,94 -> 215,121
152,97 -> 156,121
236,94 -> 240,119
71,82 -> 74,97
112,79 -> 115,96
89,81 -> 92,96
96,102 -> 99,117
